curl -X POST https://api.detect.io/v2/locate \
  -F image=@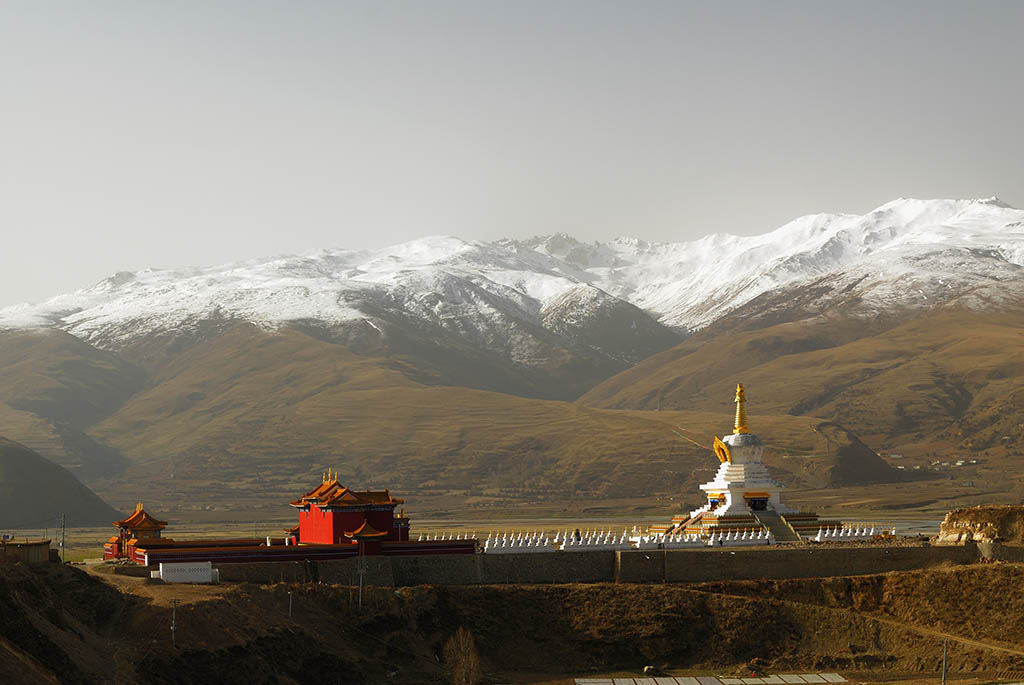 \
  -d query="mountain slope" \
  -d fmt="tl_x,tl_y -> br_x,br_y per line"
81,322 -> 917,514
0,438 -> 122,527
84,324 -> 710,512
0,329 -> 145,478
581,302 -> 1024,466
